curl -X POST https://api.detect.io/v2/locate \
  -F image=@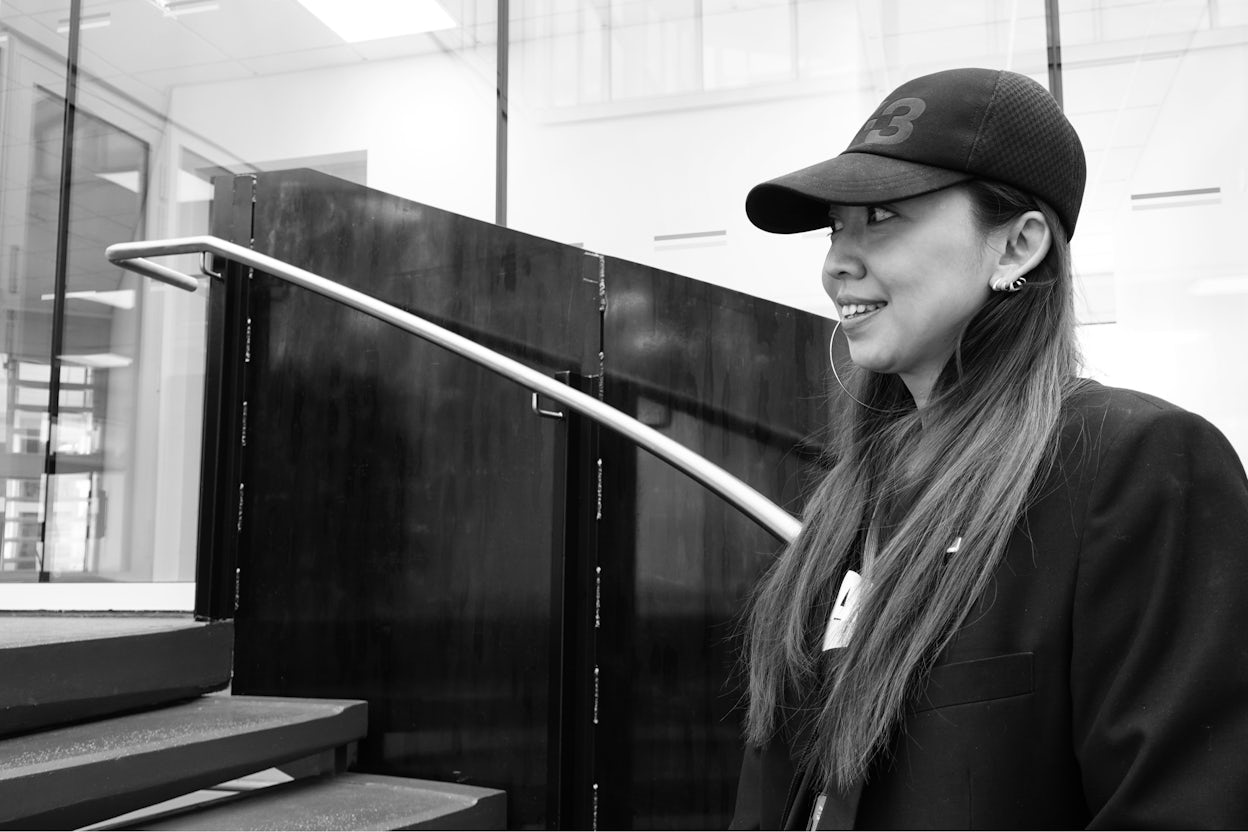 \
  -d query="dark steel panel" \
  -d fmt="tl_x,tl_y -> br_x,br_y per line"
226,170 -> 600,829
598,256 -> 836,829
